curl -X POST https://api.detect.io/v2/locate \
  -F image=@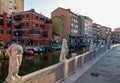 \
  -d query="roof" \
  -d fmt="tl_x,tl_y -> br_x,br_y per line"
11,9 -> 49,19
51,7 -> 80,18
